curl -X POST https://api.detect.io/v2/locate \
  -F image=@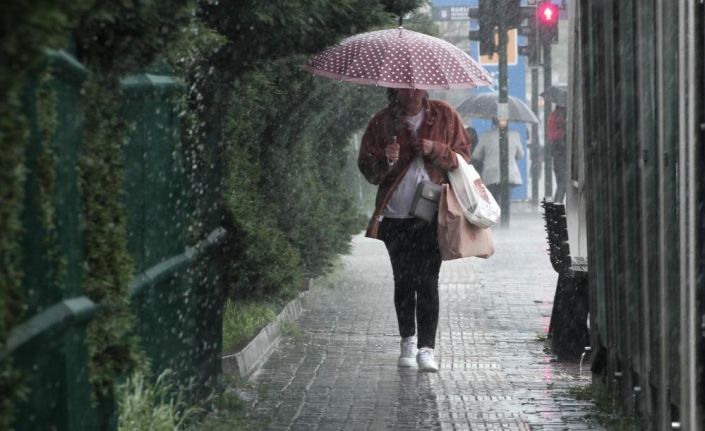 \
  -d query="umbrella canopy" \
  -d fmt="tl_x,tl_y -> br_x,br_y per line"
540,85 -> 567,106
456,92 -> 539,124
302,27 -> 493,90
